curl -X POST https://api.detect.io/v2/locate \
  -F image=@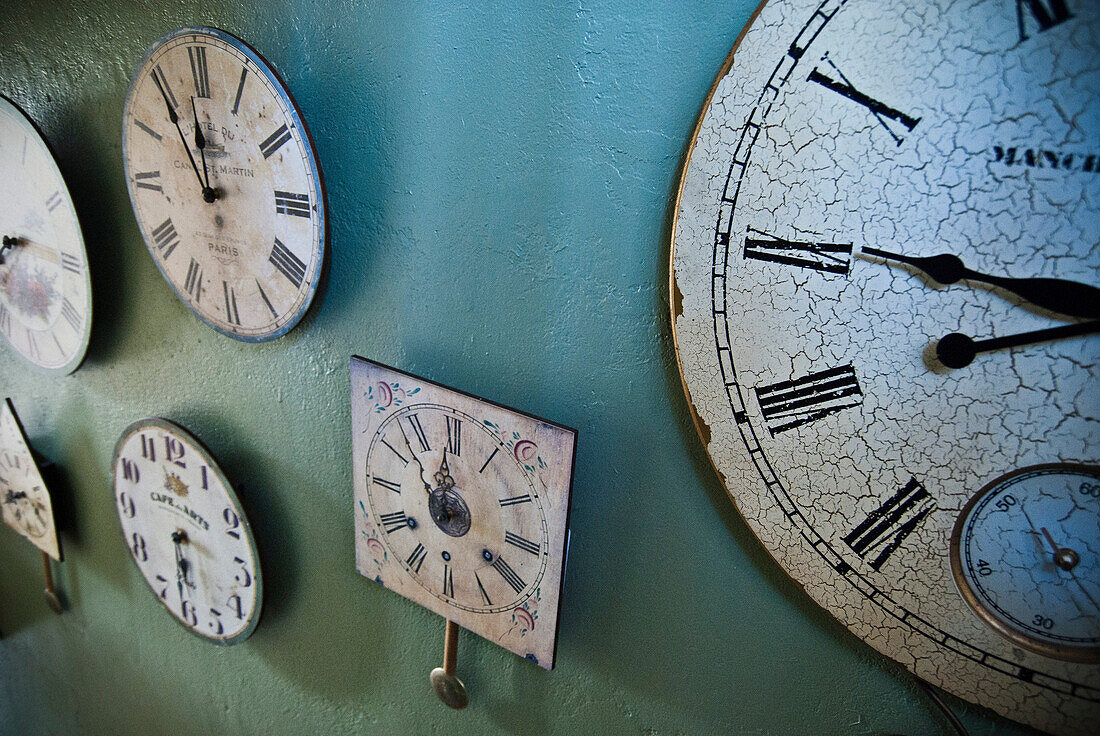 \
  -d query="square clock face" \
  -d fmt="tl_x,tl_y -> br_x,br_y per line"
351,356 -> 576,669
0,399 -> 61,561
